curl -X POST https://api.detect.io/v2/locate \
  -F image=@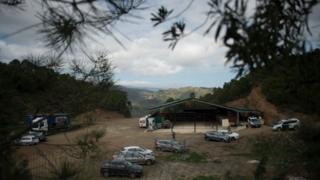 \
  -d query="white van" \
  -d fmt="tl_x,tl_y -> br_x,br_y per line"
138,115 -> 150,128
